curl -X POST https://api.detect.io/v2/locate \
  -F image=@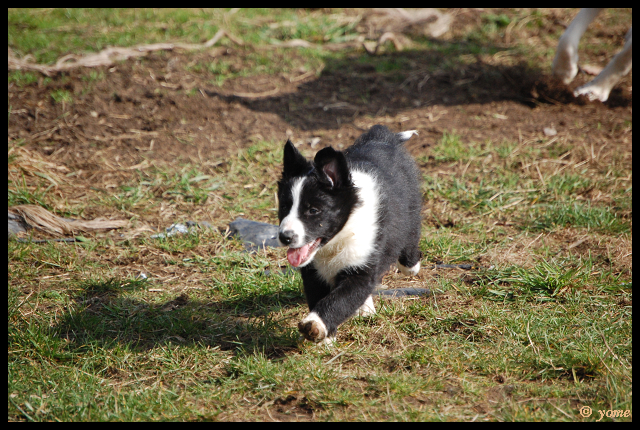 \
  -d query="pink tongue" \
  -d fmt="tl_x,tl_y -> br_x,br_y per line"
287,243 -> 311,267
